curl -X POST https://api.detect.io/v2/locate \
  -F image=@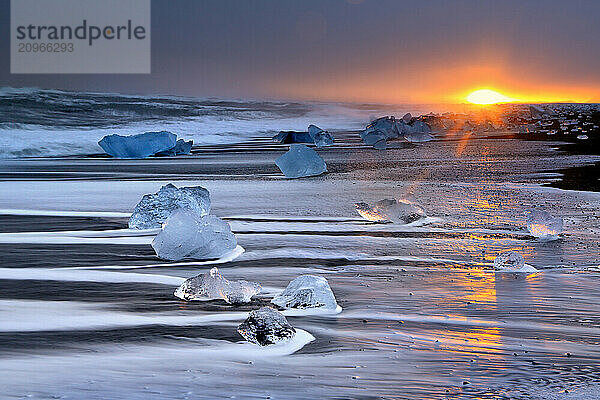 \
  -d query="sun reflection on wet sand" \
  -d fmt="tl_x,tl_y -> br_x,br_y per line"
456,130 -> 474,157
460,270 -> 497,304
428,326 -> 505,359
410,266 -> 544,366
